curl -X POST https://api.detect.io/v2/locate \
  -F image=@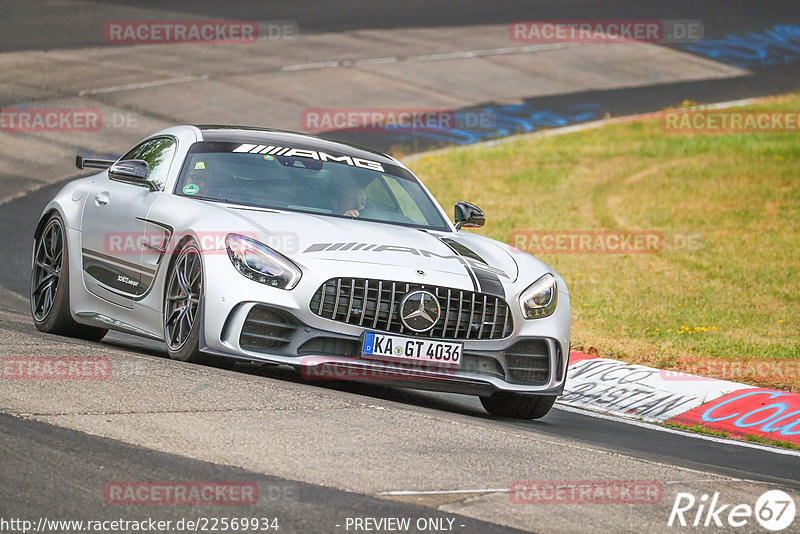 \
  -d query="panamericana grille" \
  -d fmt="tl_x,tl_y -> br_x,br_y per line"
309,278 -> 513,340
